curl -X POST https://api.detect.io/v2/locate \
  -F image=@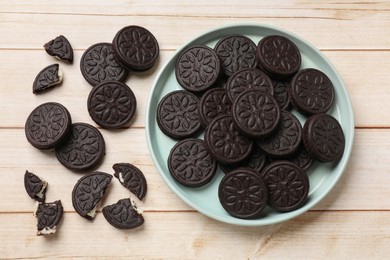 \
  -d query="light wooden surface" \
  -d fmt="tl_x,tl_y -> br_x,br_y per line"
1,1 -> 389,259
